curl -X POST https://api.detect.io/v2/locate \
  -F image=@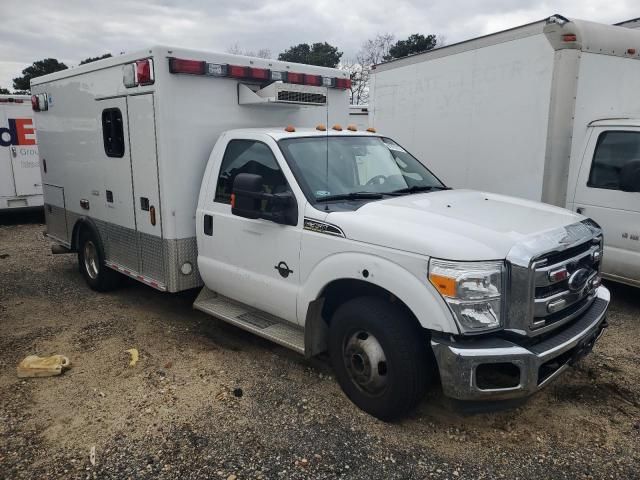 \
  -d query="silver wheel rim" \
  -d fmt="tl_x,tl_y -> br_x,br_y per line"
83,240 -> 99,280
343,330 -> 388,395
